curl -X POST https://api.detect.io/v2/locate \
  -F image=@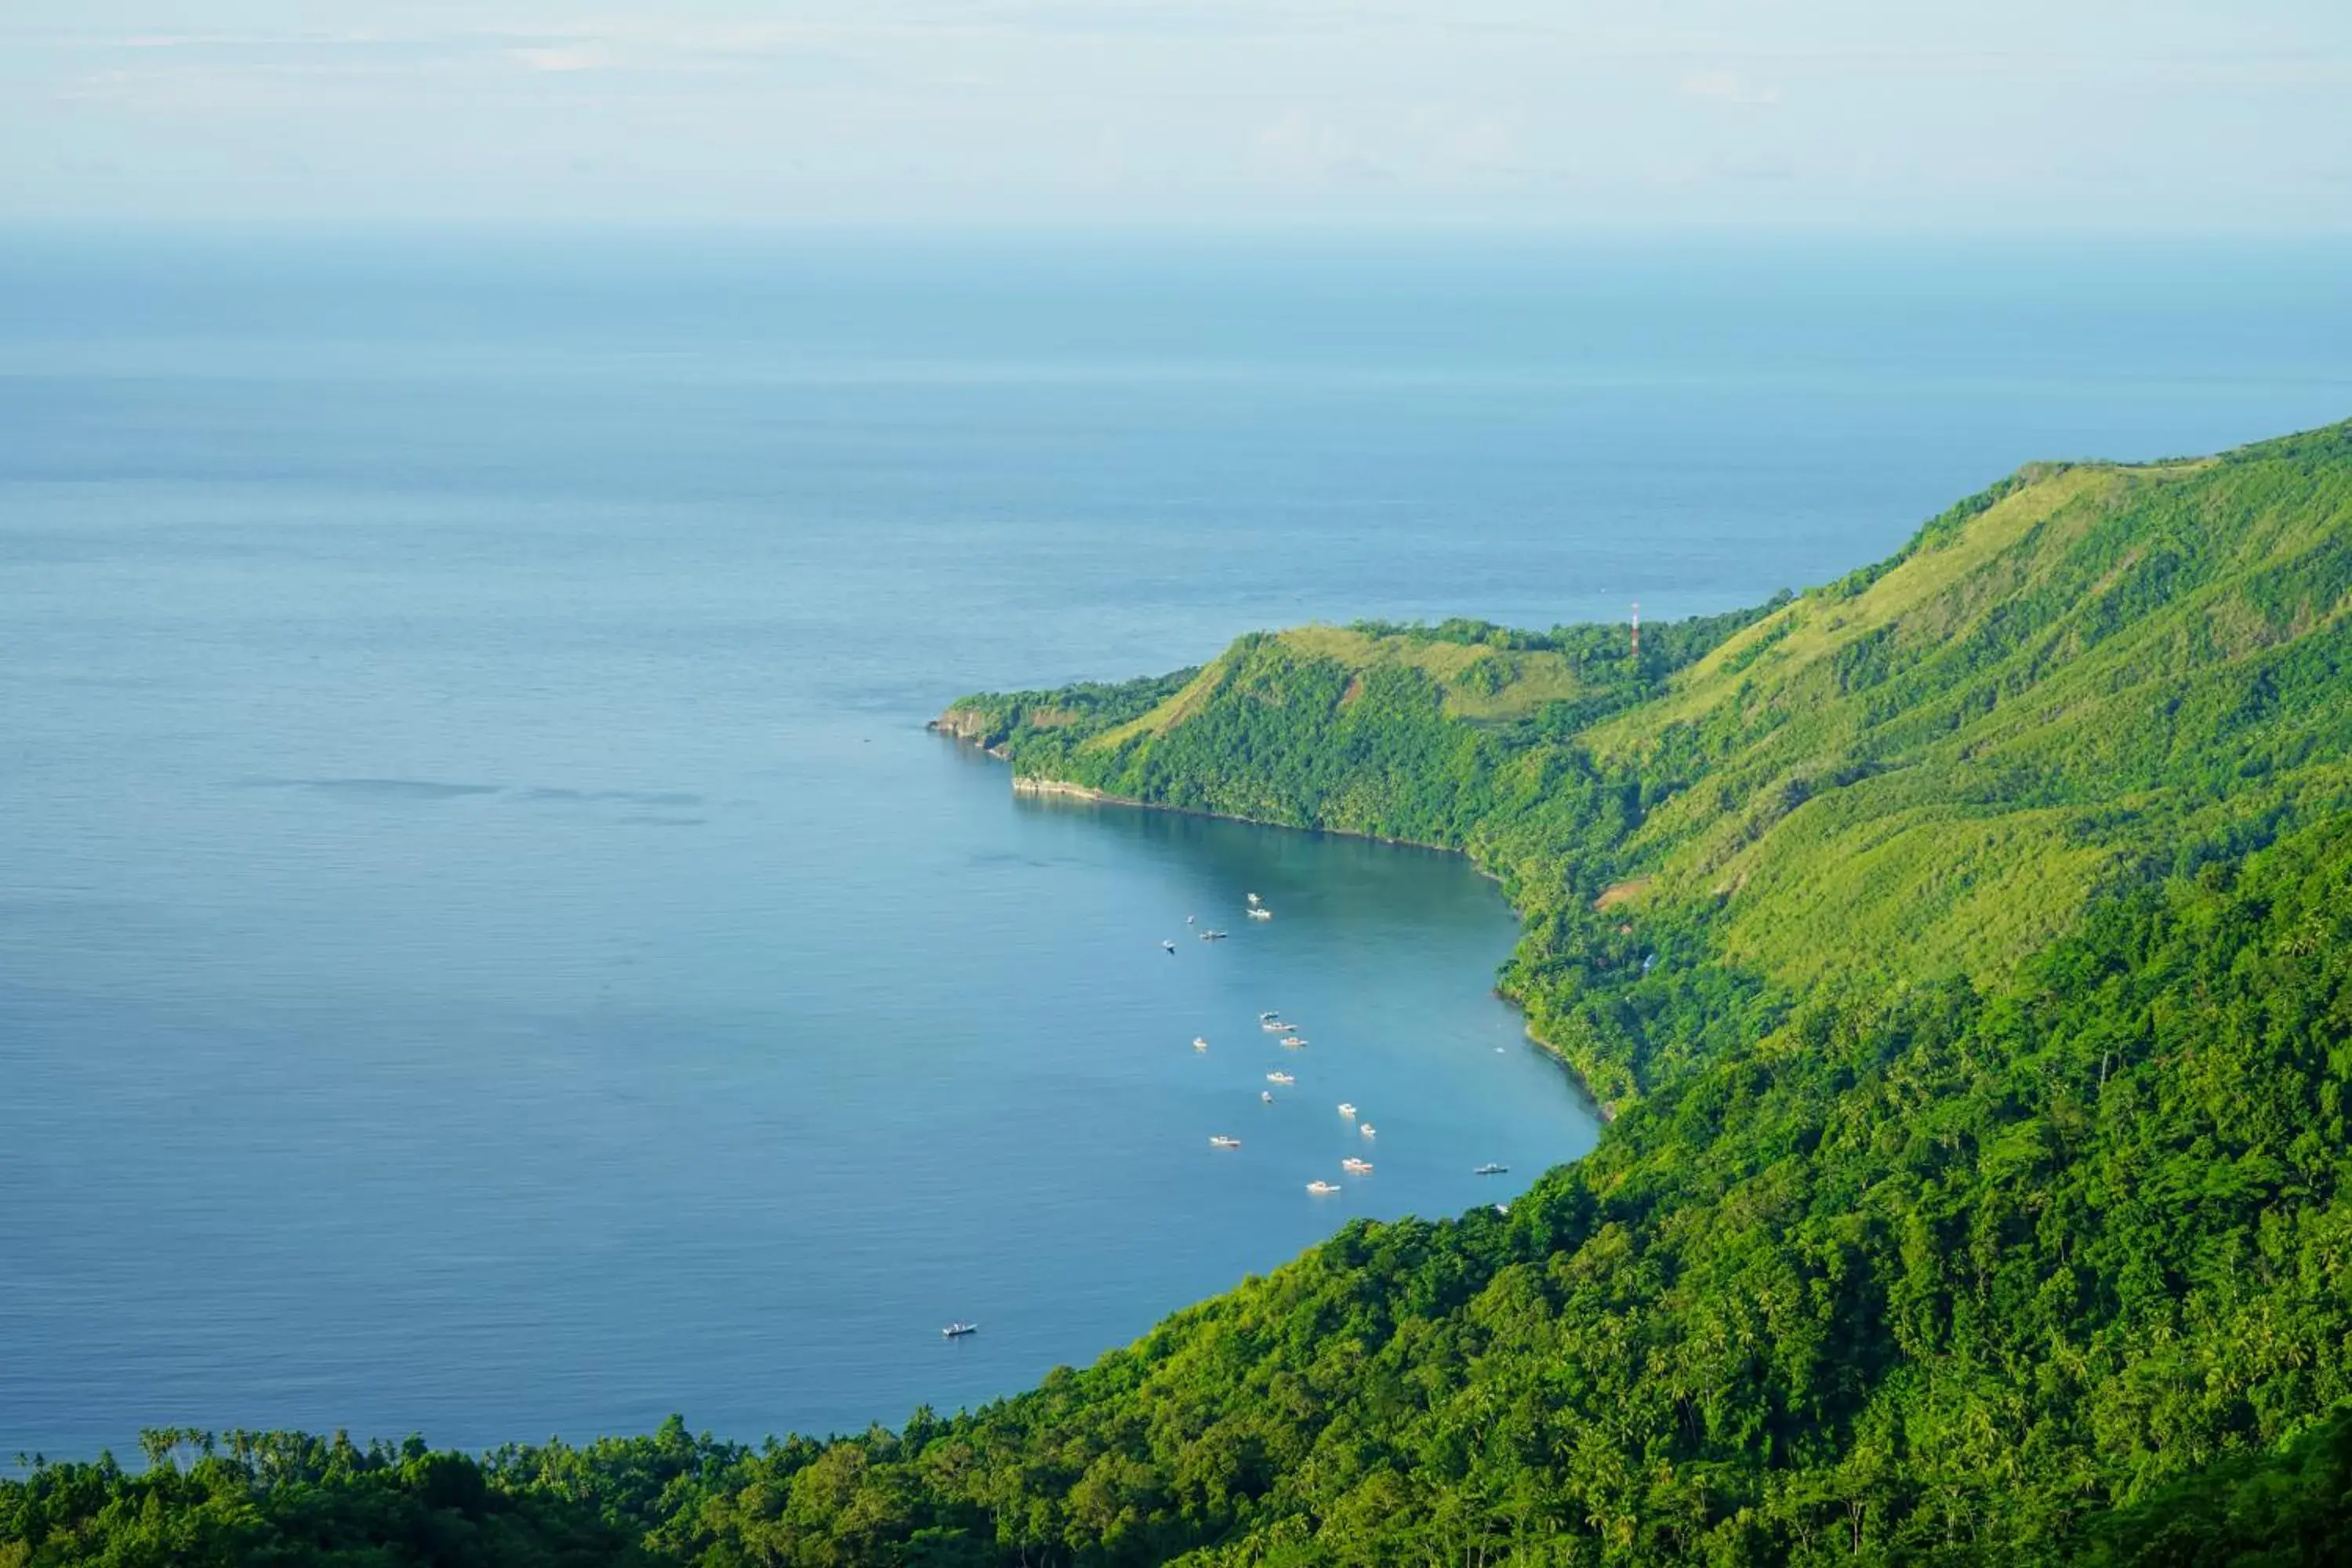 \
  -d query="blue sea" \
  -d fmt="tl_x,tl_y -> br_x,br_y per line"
2,232 -> 2347,1460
